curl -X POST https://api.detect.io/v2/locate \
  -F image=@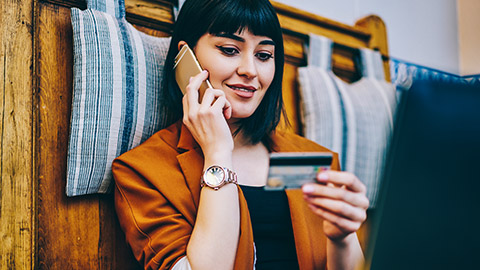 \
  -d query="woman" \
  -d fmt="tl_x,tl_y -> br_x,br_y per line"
112,0 -> 369,269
